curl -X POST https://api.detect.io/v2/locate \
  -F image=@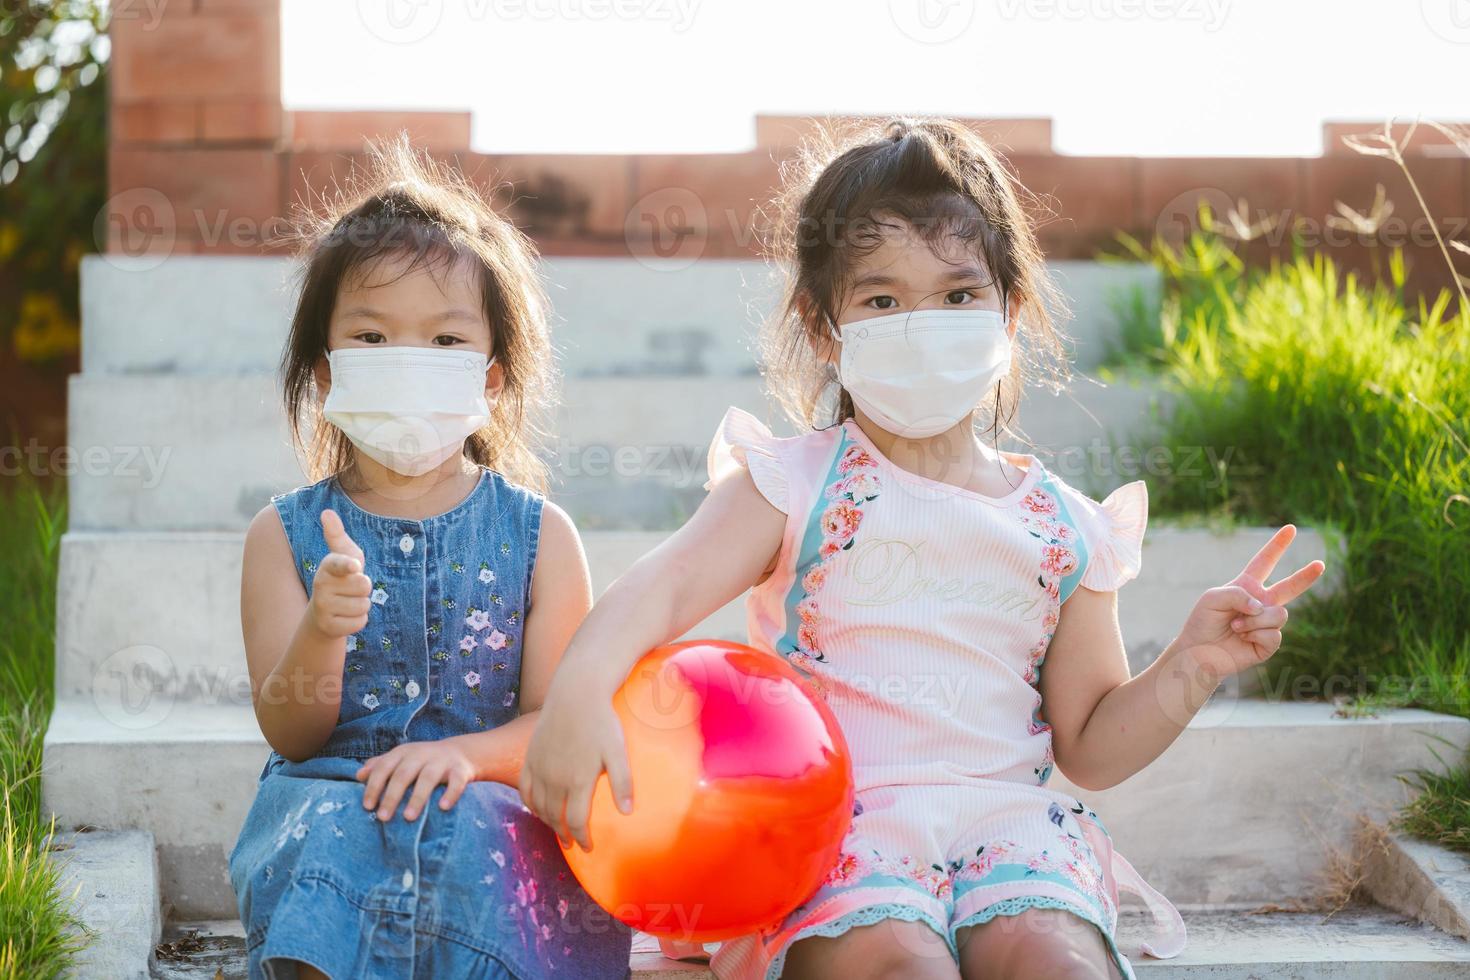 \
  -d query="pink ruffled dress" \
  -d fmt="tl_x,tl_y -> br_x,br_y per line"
671,406 -> 1185,980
